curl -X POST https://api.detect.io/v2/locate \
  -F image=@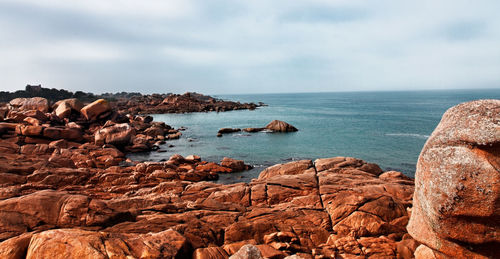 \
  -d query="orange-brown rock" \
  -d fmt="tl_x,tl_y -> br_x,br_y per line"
0,233 -> 33,259
42,127 -> 84,142
24,228 -> 189,259
95,123 -> 135,146
54,98 -> 83,119
407,100 -> 500,258
196,162 -> 233,174
18,125 -> 43,137
80,99 -> 111,121
8,97 -> 49,113
0,153 -> 415,258
265,120 -> 298,132
221,157 -> 251,172
258,160 -> 312,179
193,247 -> 229,259
0,92 -> 425,259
